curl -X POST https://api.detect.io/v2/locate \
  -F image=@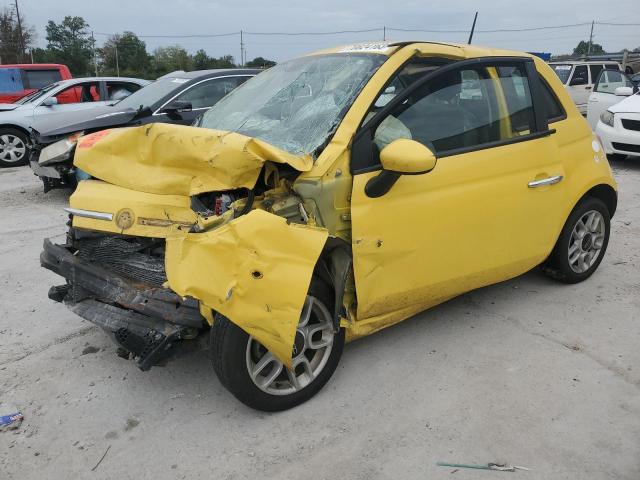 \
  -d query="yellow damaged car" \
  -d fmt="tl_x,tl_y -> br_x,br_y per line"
42,42 -> 617,411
